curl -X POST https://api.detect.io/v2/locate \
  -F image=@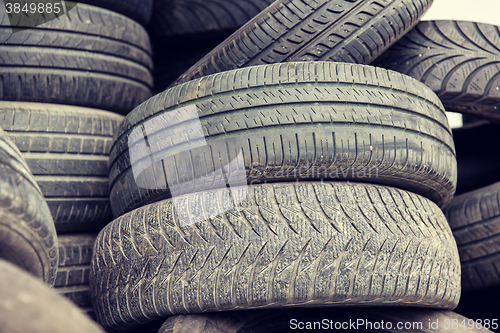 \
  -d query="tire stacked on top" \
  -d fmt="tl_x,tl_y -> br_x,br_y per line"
85,0 -> 470,330
0,0 -> 152,317
90,61 -> 463,331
